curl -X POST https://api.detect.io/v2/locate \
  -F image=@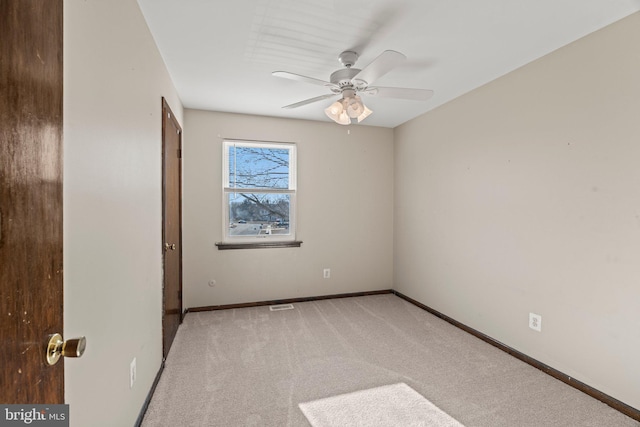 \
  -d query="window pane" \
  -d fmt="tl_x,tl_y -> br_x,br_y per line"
228,193 -> 290,236
228,145 -> 290,190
